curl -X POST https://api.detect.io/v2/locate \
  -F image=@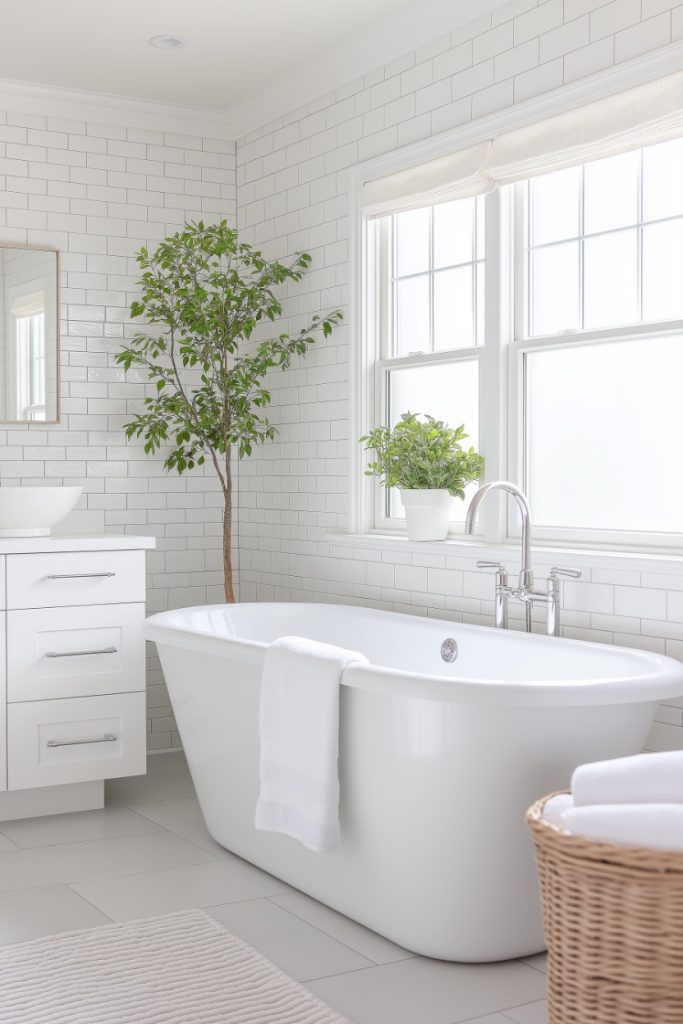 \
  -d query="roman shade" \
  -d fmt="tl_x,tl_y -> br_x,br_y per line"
487,70 -> 683,184
361,70 -> 683,213
360,141 -> 492,216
